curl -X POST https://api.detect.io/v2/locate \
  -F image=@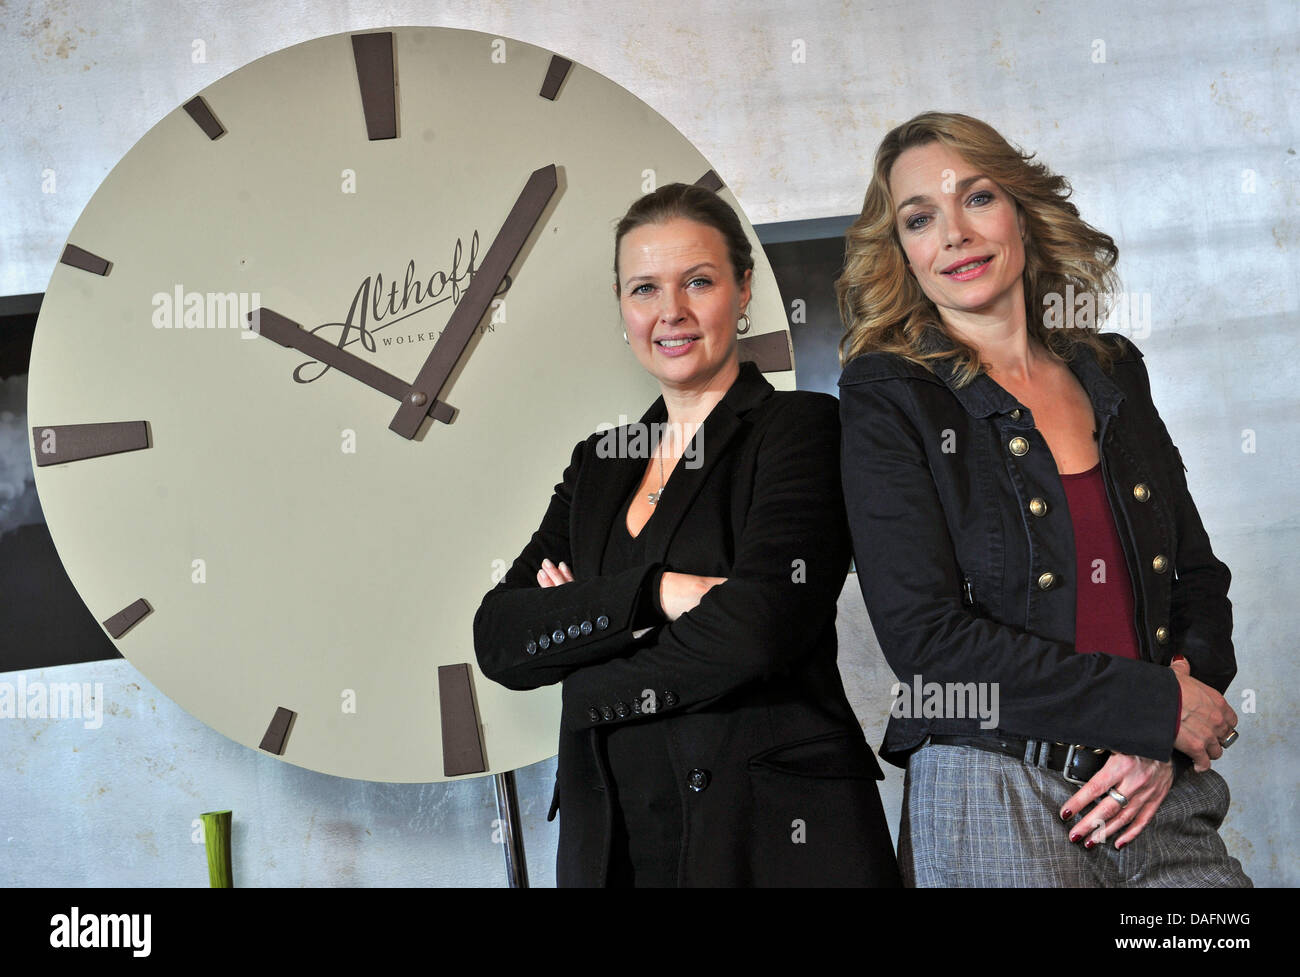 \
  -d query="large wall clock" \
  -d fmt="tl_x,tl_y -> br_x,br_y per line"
27,26 -> 793,782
